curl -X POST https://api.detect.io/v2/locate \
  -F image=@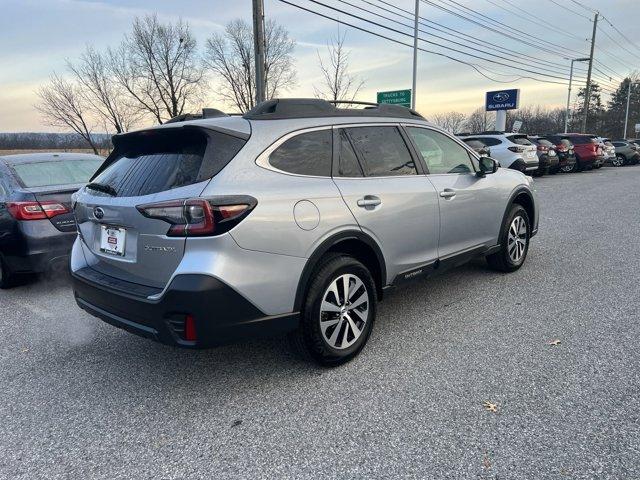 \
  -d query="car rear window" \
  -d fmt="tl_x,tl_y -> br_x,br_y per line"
11,158 -> 103,188
92,129 -> 245,197
567,136 -> 595,145
507,135 -> 532,146
269,130 -> 332,176
463,139 -> 486,149
535,139 -> 554,147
